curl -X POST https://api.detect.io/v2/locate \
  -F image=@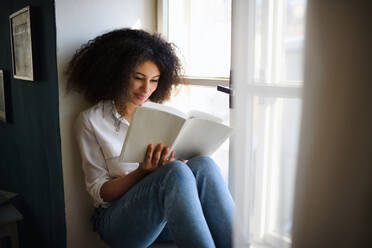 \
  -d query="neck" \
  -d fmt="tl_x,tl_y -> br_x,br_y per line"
115,100 -> 136,123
